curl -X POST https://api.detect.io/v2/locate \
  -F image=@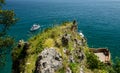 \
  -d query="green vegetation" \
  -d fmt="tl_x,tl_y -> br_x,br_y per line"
0,0 -> 17,66
113,57 -> 120,73
85,51 -> 120,73
43,38 -> 55,48
0,0 -> 120,73
12,21 -> 120,73
12,21 -> 87,73
12,22 -> 73,73
86,52 -> 105,70
69,63 -> 80,73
